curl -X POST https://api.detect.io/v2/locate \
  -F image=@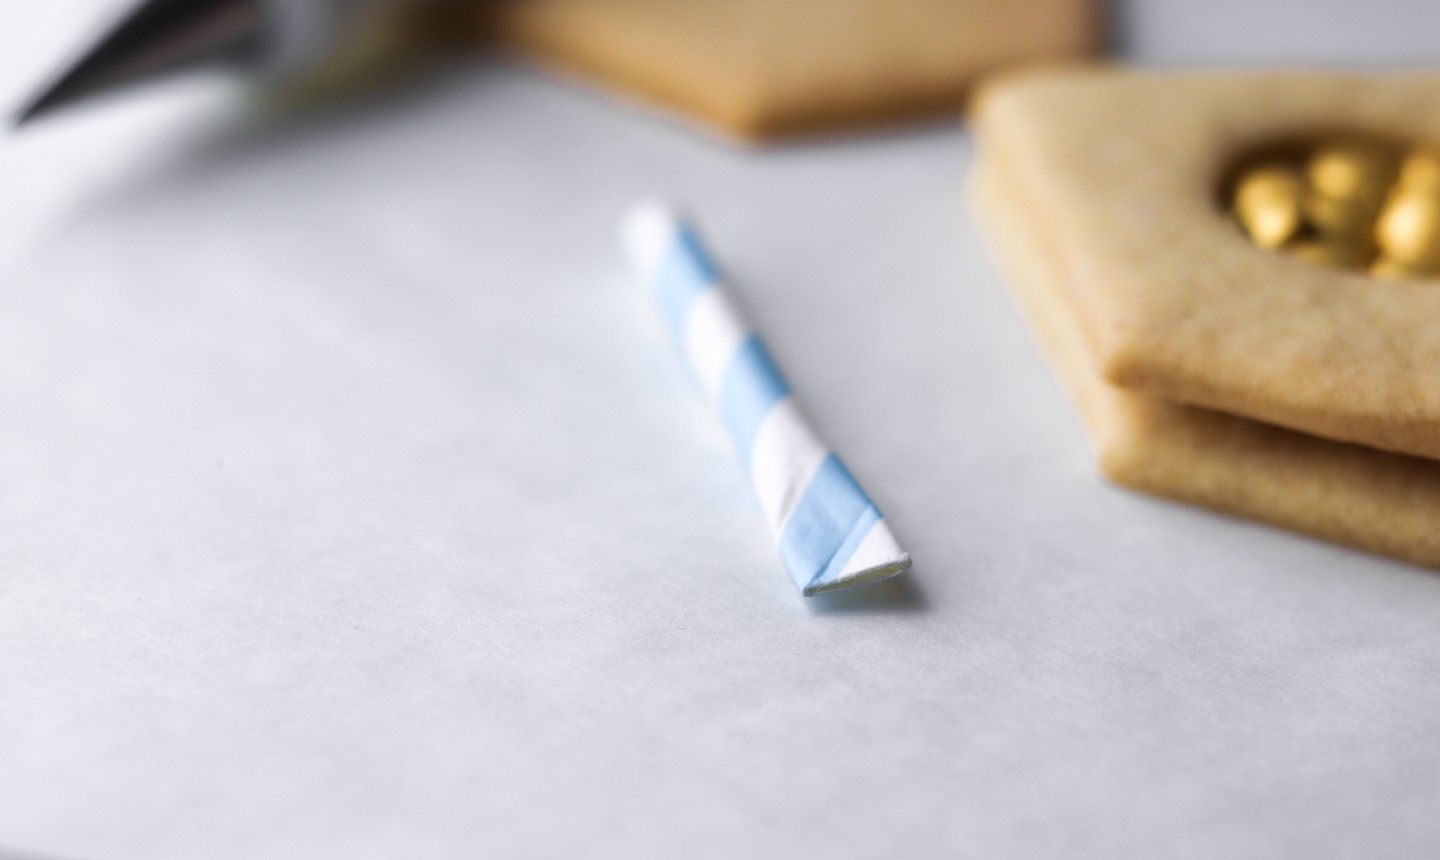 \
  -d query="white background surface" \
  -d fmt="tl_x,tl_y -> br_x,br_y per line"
4,3 -> 1440,859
